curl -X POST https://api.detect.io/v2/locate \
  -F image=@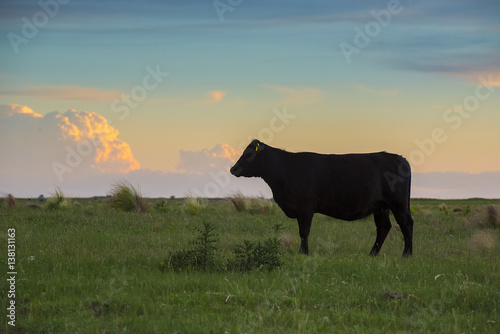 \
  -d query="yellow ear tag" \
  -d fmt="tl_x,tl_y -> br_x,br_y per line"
256,144 -> 259,152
